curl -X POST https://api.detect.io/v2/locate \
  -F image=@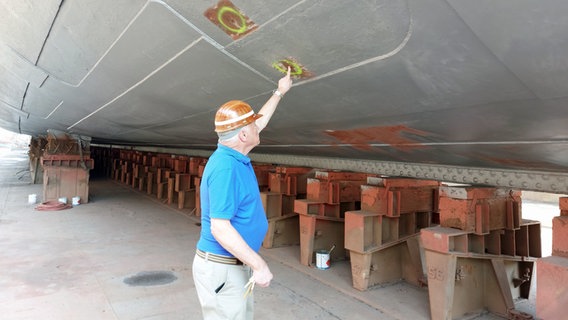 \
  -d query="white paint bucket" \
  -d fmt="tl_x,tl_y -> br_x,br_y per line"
72,196 -> 80,206
315,250 -> 330,270
28,194 -> 37,204
58,197 -> 67,204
